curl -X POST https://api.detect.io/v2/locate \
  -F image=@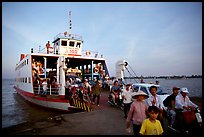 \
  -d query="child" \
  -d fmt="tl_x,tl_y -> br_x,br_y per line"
139,106 -> 163,135
126,90 -> 149,135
